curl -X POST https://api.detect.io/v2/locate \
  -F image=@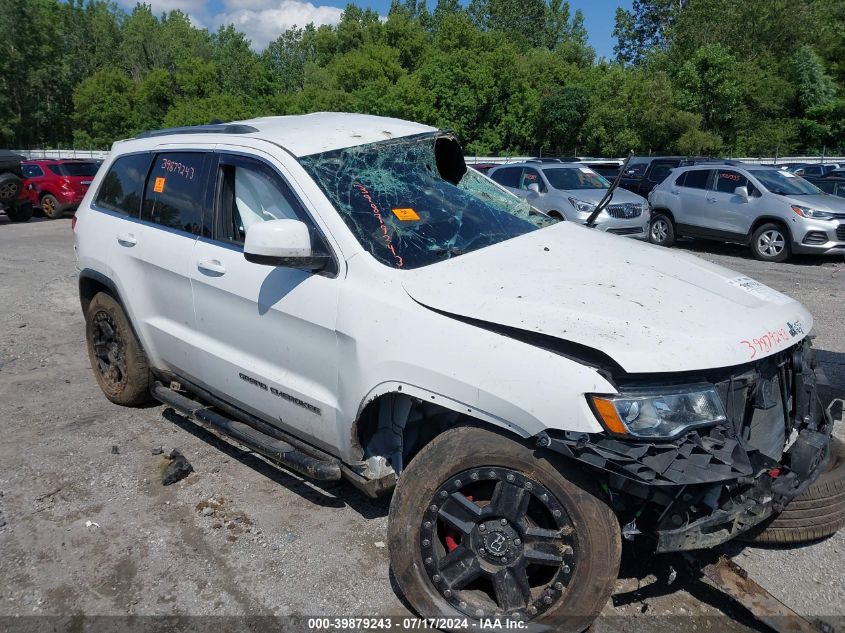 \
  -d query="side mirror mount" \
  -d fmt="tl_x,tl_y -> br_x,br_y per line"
734,185 -> 750,201
243,219 -> 329,271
